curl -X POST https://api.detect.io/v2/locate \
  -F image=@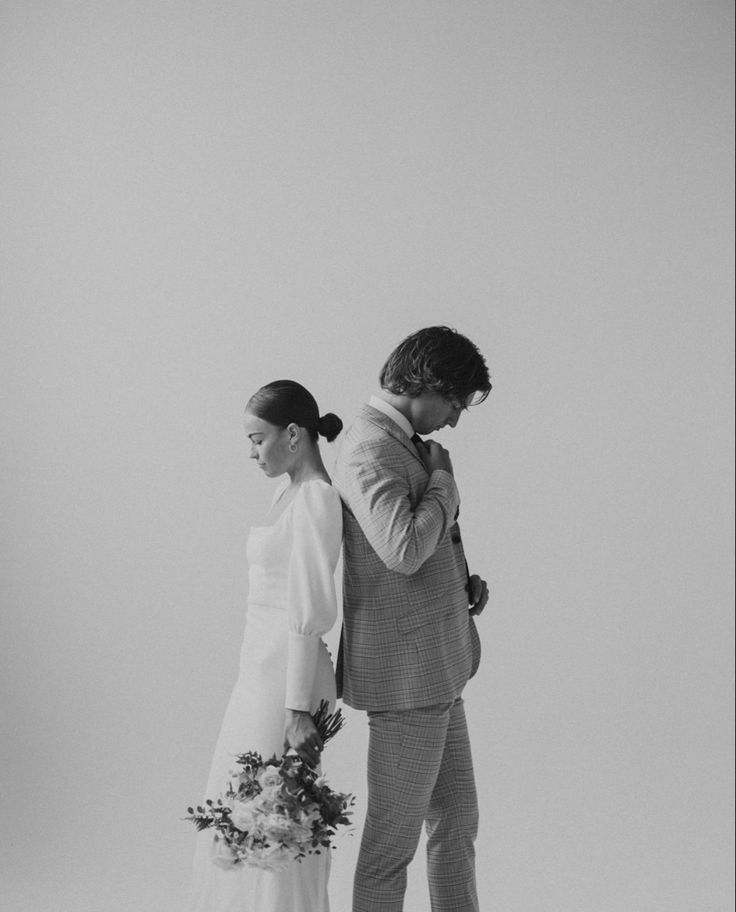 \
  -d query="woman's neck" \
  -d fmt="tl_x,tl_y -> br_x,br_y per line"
286,447 -> 330,486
